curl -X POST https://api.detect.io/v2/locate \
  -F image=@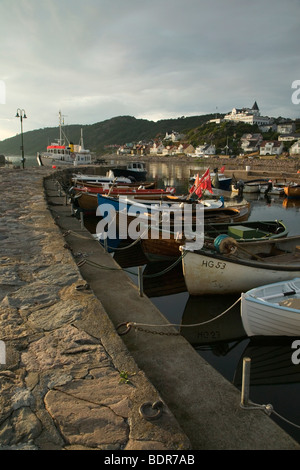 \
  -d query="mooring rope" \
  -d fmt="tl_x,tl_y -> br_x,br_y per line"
117,296 -> 242,335
240,401 -> 300,430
